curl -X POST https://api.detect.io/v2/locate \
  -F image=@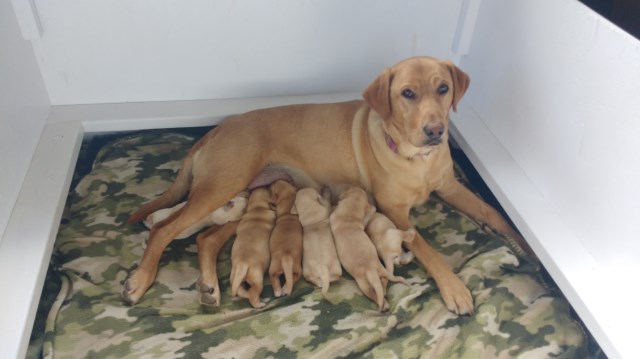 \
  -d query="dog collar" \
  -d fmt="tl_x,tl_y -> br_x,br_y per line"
385,133 -> 398,154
